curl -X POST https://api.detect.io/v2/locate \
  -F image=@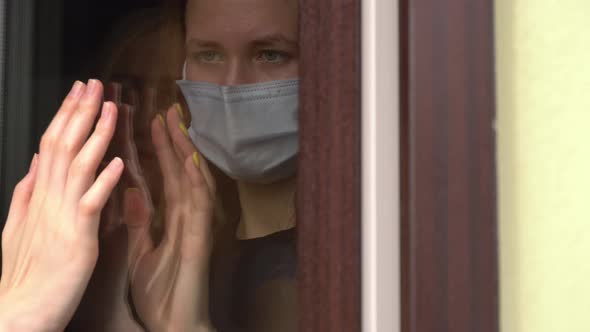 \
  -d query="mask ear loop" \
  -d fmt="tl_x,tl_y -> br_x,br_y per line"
182,61 -> 188,80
